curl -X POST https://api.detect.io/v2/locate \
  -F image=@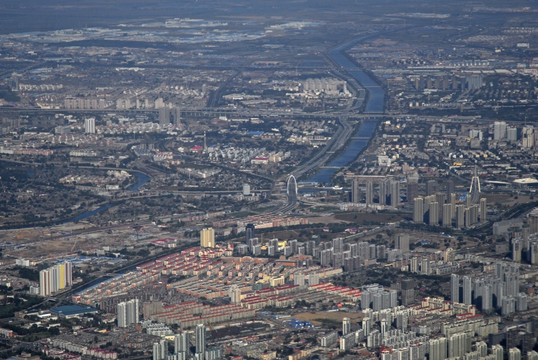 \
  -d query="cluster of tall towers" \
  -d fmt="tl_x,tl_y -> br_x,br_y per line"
84,117 -> 95,134
39,261 -> 72,297
414,193 -> 486,228
493,121 -> 536,149
319,237 -> 384,271
200,227 -> 215,248
413,171 -> 486,228
450,263 -> 526,315
159,107 -> 181,127
153,324 -> 220,360
351,175 -> 401,207
117,299 -> 139,328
